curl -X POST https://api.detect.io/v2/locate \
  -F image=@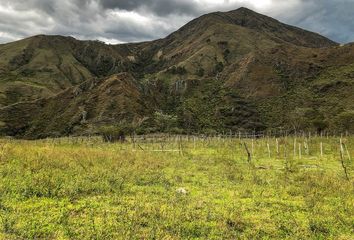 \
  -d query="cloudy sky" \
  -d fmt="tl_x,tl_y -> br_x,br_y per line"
0,0 -> 353,44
